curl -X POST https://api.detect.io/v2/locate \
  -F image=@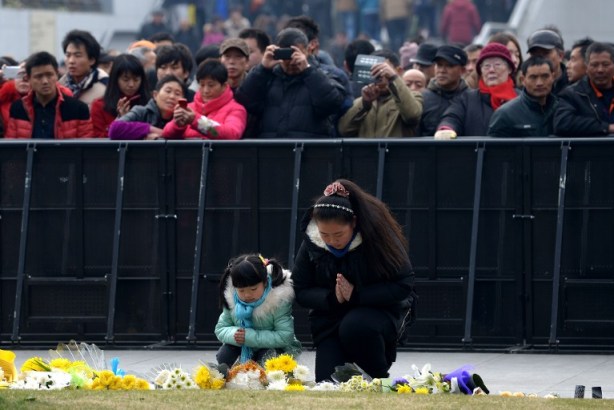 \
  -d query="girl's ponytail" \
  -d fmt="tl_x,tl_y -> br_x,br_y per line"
218,263 -> 233,309
266,258 -> 286,287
